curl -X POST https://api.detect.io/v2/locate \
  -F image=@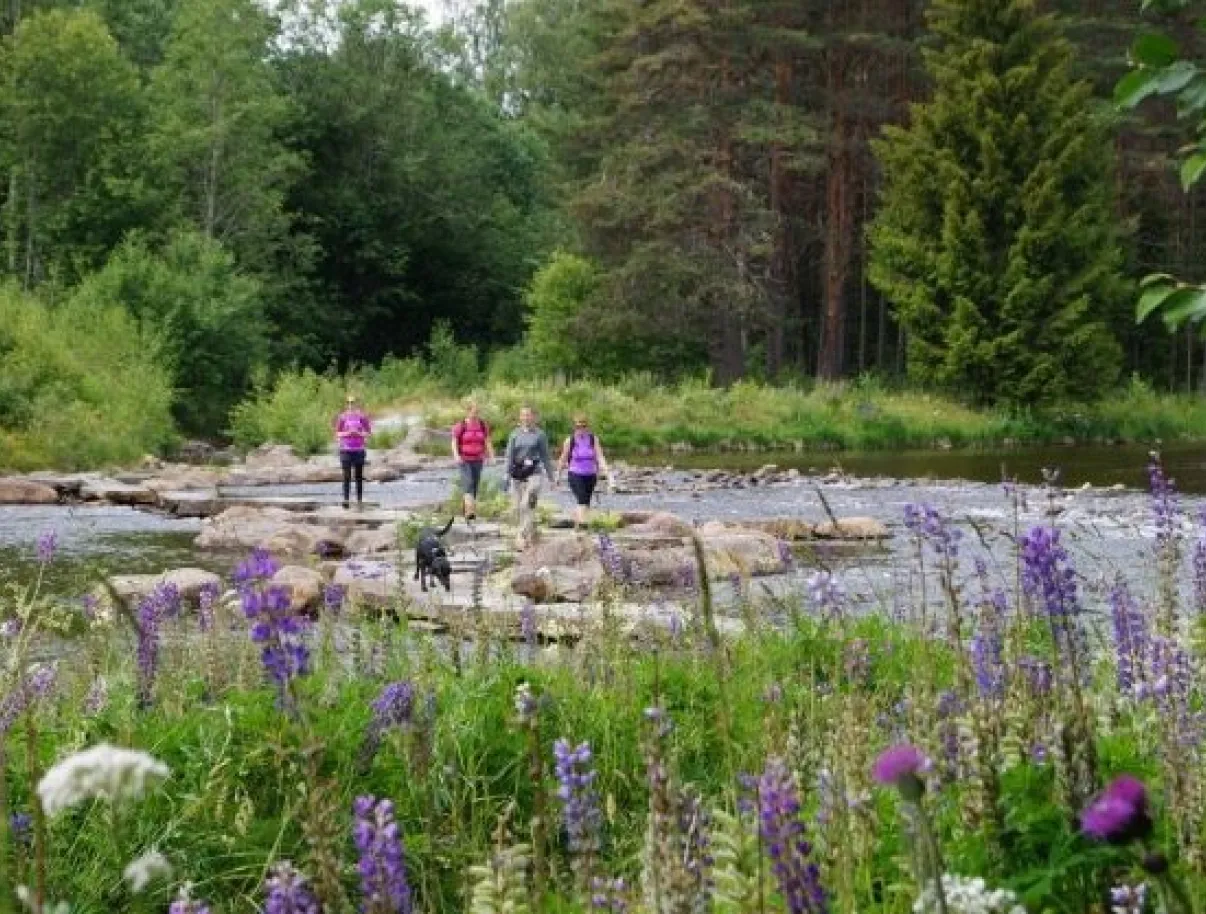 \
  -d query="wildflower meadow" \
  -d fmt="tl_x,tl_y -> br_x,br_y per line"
3,458 -> 1206,913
